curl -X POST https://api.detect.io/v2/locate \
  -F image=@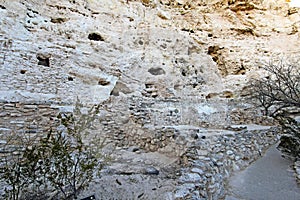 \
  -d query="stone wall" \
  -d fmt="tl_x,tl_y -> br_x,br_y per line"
95,96 -> 272,154
0,101 -> 60,157
95,96 -> 229,154
0,94 -> 279,199
76,94 -> 279,199
88,96 -> 279,199
0,101 -> 59,132
176,127 -> 278,199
